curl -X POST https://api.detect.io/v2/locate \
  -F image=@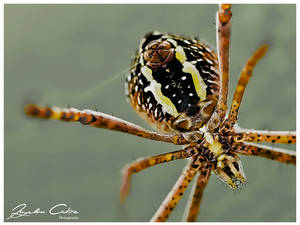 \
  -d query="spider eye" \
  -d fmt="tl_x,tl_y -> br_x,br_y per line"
215,154 -> 246,190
